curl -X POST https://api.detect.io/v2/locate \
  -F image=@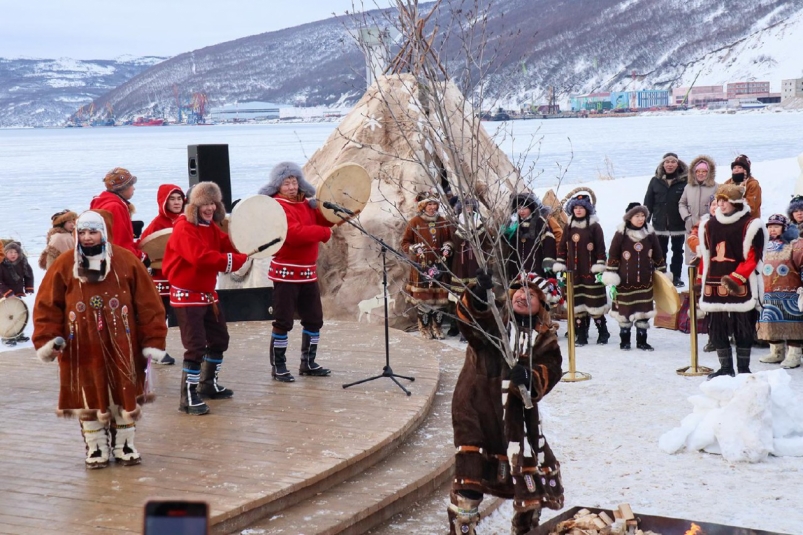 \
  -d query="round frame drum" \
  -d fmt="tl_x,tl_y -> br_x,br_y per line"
0,297 -> 29,339
316,163 -> 372,224
138,228 -> 172,269
229,195 -> 288,259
